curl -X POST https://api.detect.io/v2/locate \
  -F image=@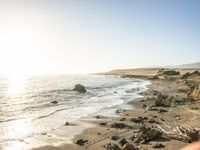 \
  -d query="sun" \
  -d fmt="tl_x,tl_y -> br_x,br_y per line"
6,73 -> 27,95
0,18 -> 48,75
